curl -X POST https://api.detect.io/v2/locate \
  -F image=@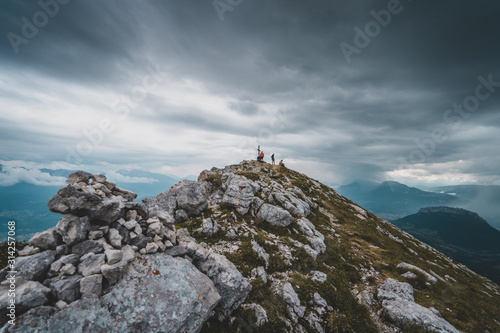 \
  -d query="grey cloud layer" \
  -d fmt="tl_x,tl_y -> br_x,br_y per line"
1,0 -> 500,184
